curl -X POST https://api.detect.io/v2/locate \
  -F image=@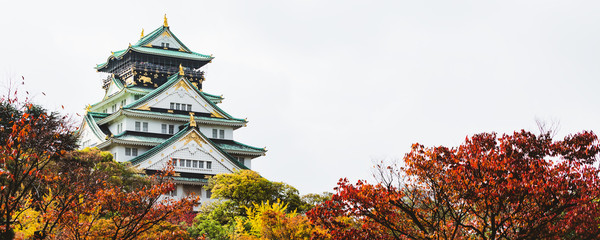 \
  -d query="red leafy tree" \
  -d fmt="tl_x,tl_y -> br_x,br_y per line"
46,155 -> 198,240
0,92 -> 77,239
308,130 -> 600,240
0,89 -> 197,239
